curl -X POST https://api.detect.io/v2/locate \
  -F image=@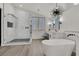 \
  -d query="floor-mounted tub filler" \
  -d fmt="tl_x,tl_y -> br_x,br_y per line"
42,39 -> 75,56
